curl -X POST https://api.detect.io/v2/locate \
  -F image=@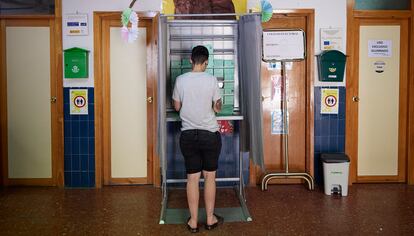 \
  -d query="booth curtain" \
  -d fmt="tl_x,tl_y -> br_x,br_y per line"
157,16 -> 168,181
238,14 -> 265,170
